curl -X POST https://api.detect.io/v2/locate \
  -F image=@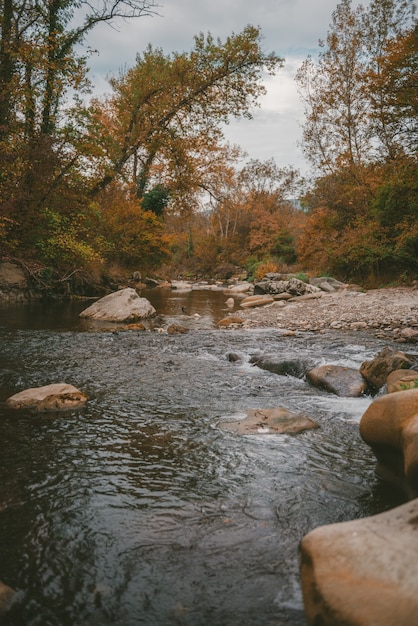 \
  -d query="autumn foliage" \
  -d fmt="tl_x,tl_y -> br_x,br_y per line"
0,0 -> 416,288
